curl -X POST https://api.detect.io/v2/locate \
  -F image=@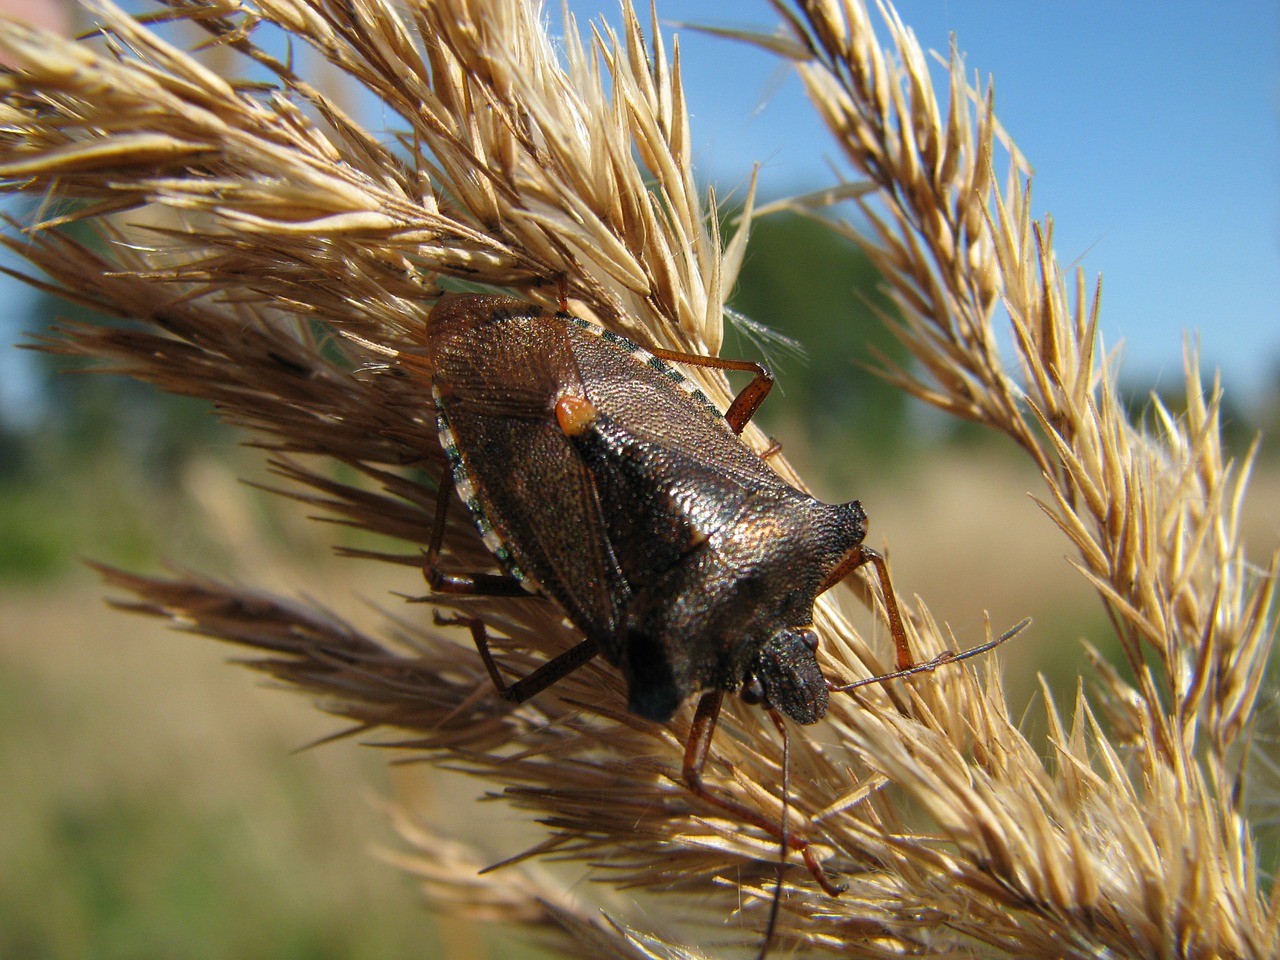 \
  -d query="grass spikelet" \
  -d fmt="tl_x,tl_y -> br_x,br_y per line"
1,0 -> 1274,956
